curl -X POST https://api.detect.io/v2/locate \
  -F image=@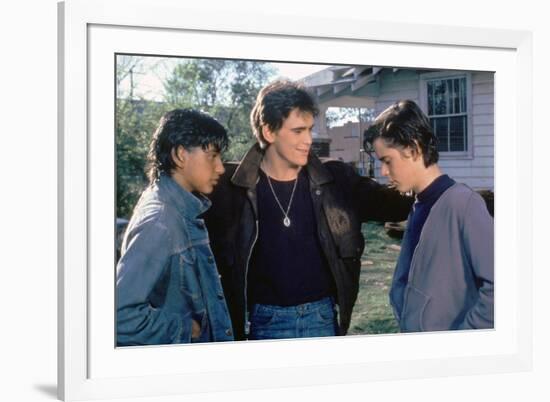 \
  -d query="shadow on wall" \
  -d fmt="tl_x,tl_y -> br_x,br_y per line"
33,384 -> 57,399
